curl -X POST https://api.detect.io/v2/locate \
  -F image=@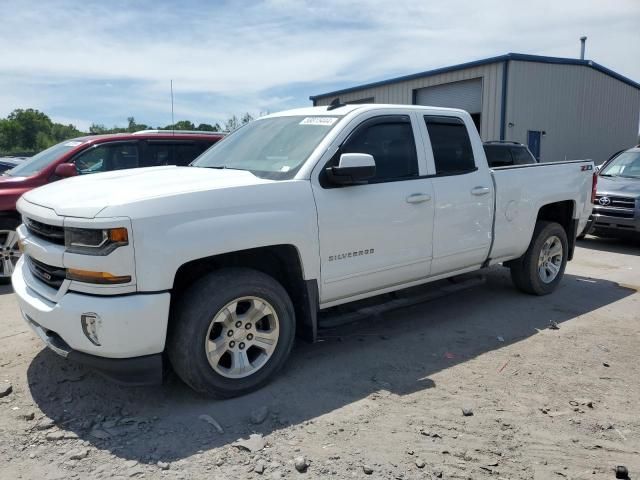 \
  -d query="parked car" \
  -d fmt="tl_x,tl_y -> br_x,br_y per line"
482,141 -> 538,168
583,146 -> 640,238
0,130 -> 224,281
0,157 -> 24,174
12,105 -> 595,397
